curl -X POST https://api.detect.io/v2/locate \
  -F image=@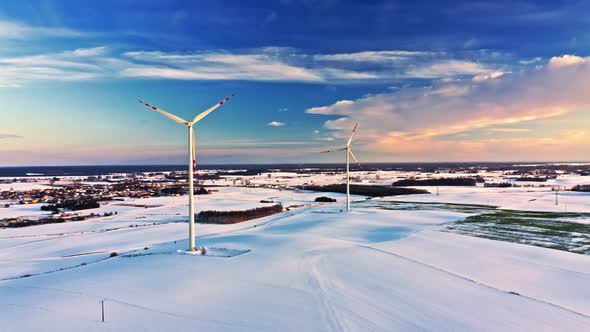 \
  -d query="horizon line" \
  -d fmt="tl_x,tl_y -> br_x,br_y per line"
2,160 -> 590,168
